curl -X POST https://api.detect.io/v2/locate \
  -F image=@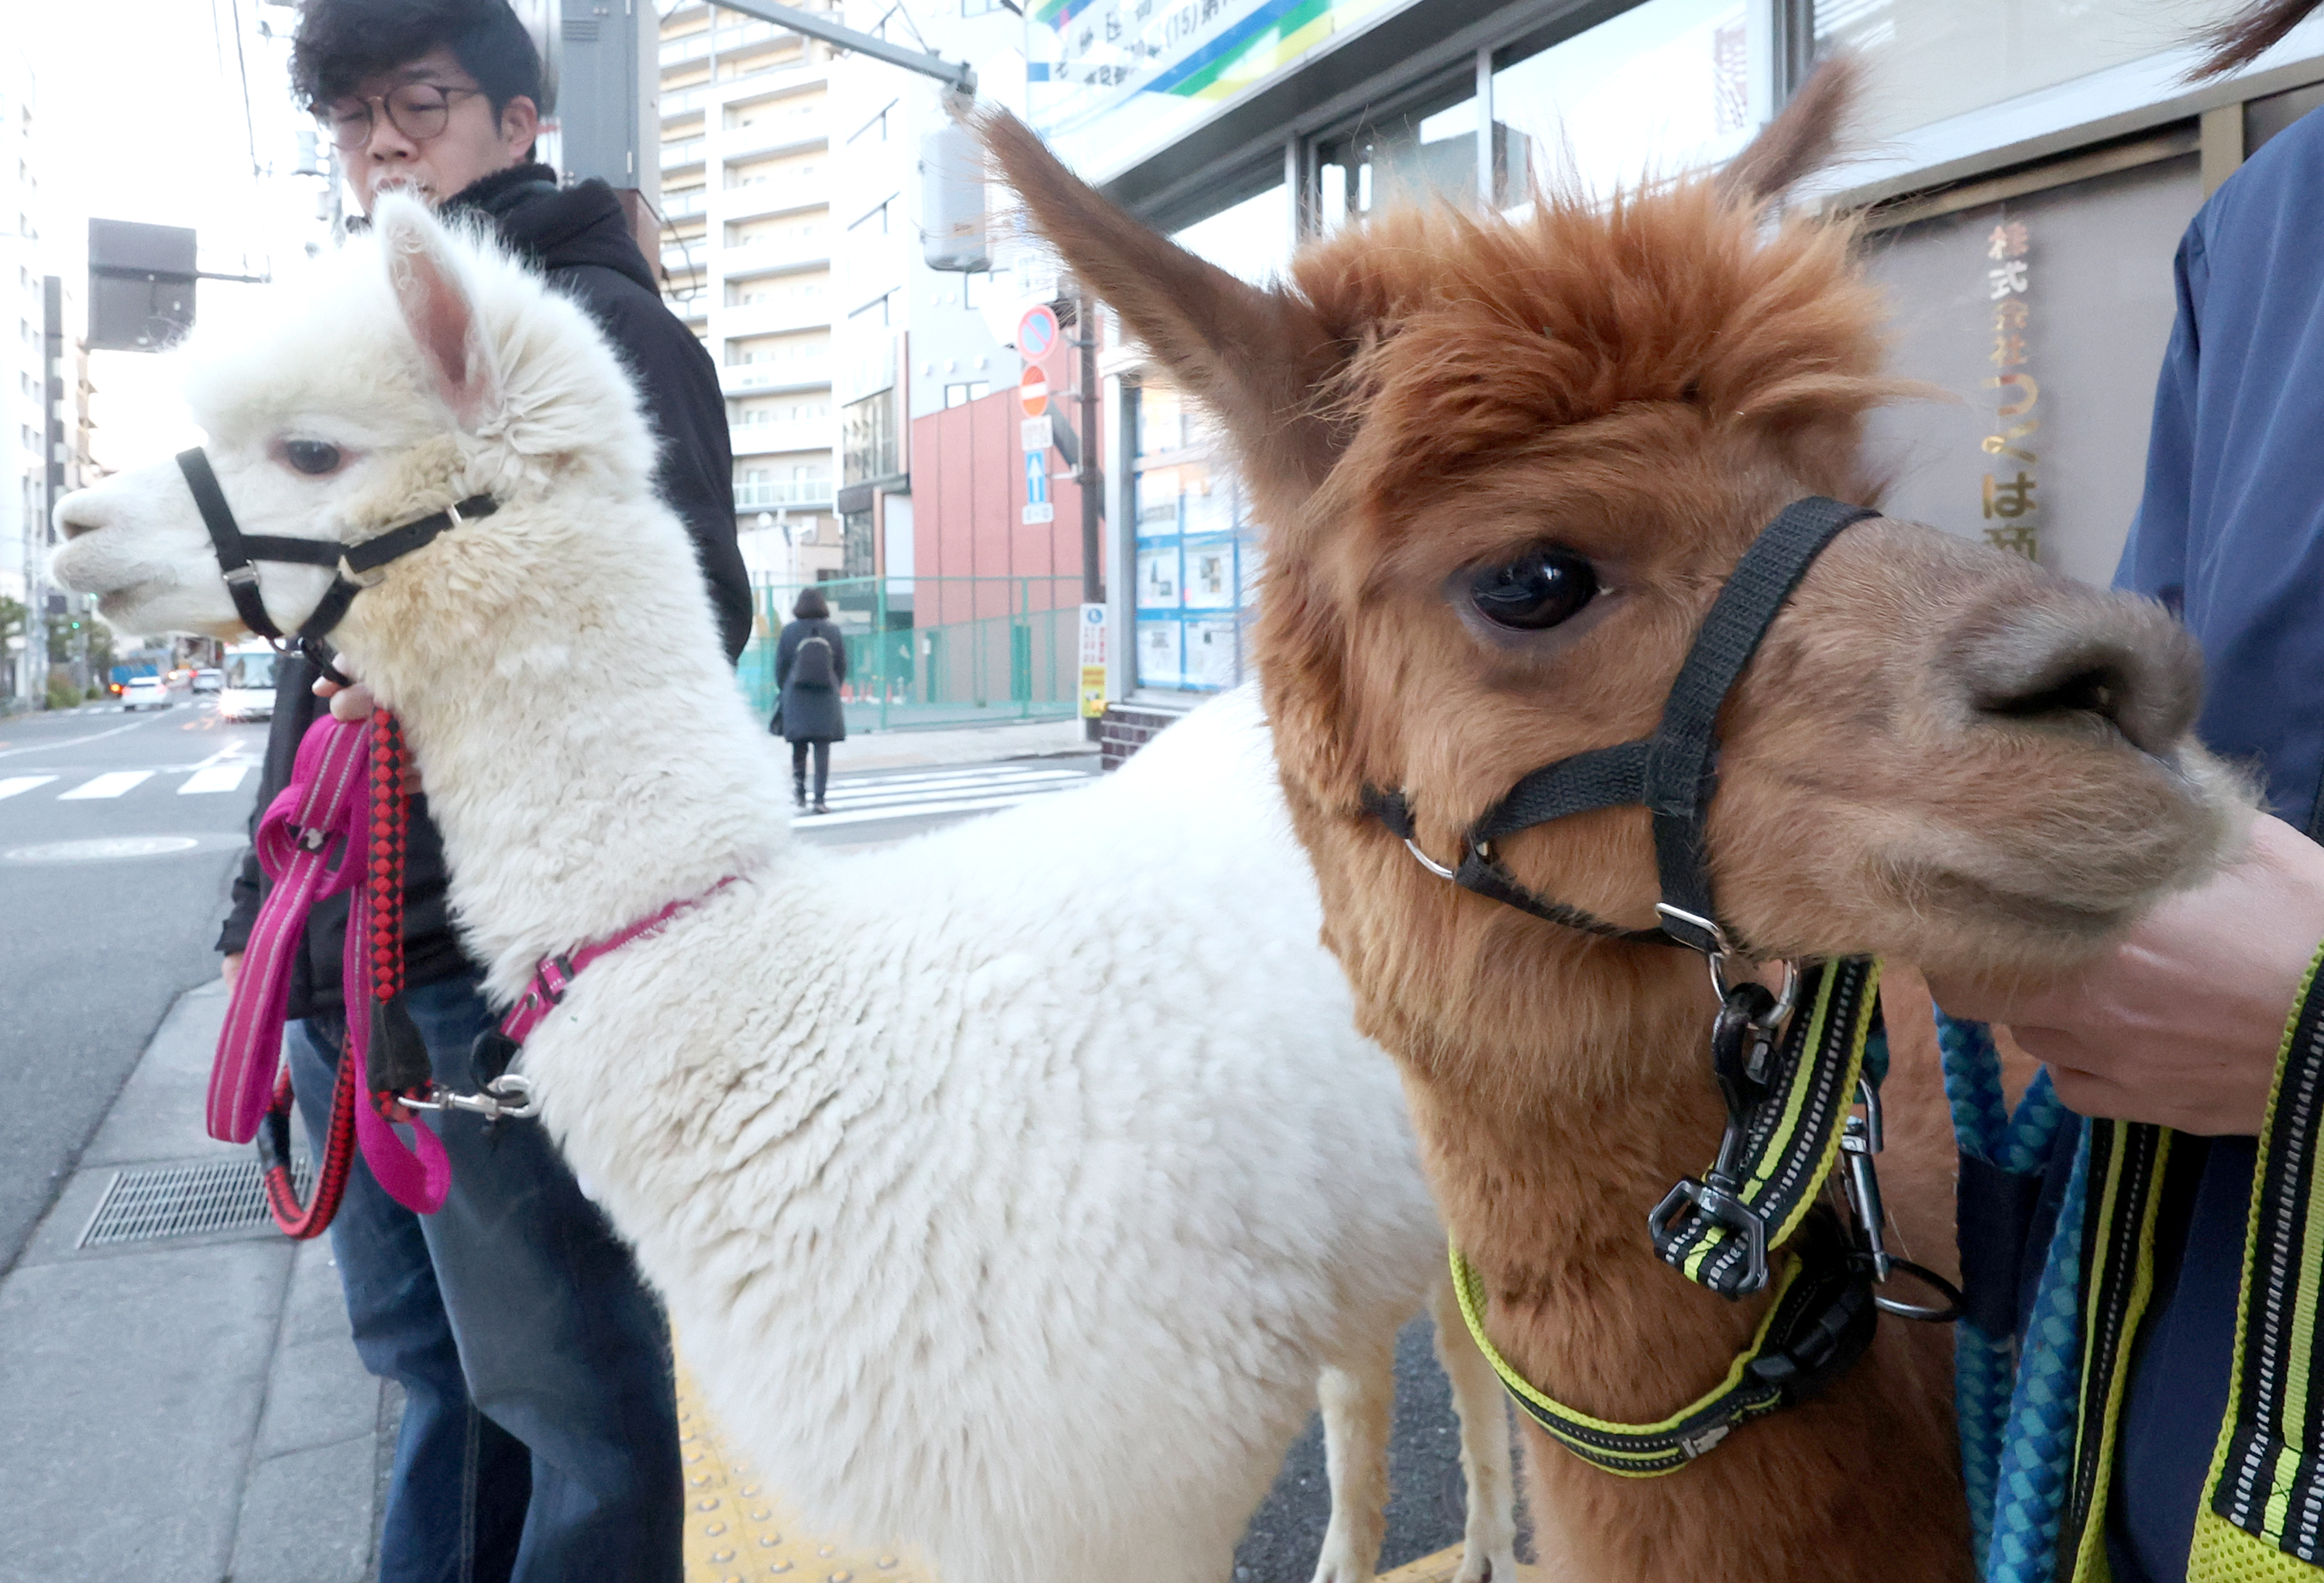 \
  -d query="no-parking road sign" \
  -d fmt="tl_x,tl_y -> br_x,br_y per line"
1016,304 -> 1061,363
